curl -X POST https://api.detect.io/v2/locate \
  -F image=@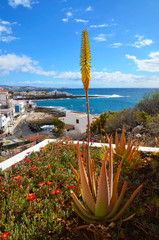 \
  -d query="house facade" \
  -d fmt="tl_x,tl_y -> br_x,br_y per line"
0,90 -> 9,107
61,111 -> 92,133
